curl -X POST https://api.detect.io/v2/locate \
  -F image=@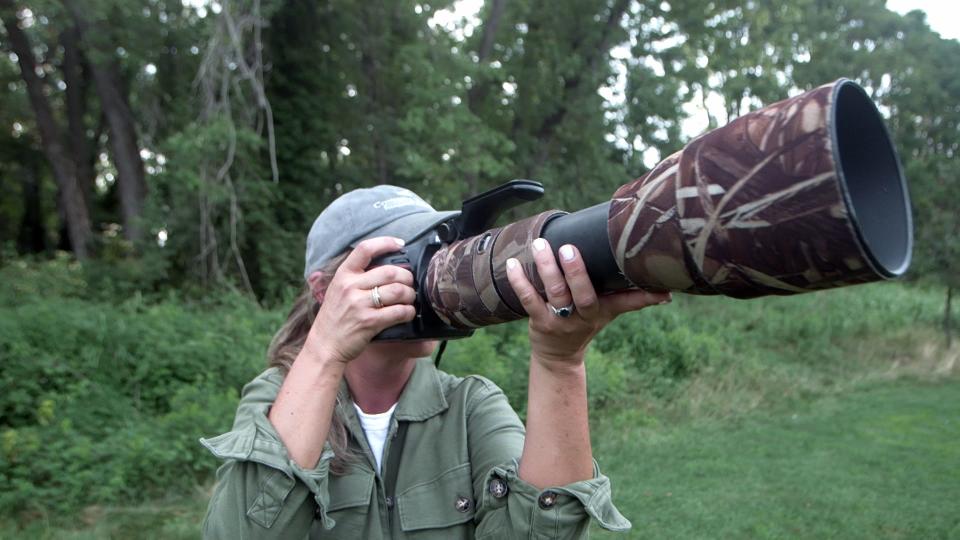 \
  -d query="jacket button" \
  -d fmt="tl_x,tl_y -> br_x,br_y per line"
385,495 -> 395,509
488,477 -> 508,499
538,490 -> 558,509
454,495 -> 472,513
